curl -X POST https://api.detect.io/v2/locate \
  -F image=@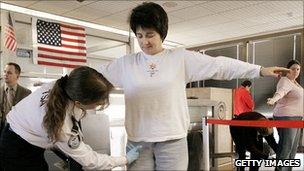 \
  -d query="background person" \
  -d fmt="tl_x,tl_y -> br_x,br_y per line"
0,62 -> 31,135
101,2 -> 290,170
267,59 -> 303,171
230,112 -> 278,171
233,80 -> 254,117
0,66 -> 140,171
